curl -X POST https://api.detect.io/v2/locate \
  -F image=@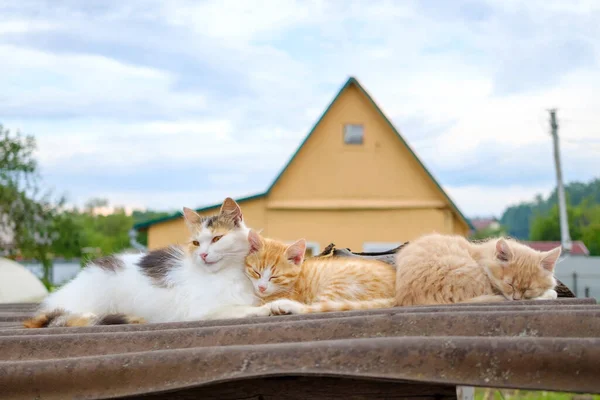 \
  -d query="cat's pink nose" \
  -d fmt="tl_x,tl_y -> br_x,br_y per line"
258,285 -> 267,293
200,253 -> 208,261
